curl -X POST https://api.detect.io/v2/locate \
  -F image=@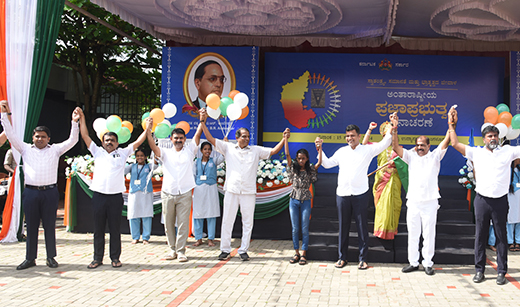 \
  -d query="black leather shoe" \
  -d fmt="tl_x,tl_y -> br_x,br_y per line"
401,264 -> 419,273
473,272 -> 485,283
425,267 -> 435,276
46,257 -> 58,268
496,273 -> 507,285
16,259 -> 36,270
